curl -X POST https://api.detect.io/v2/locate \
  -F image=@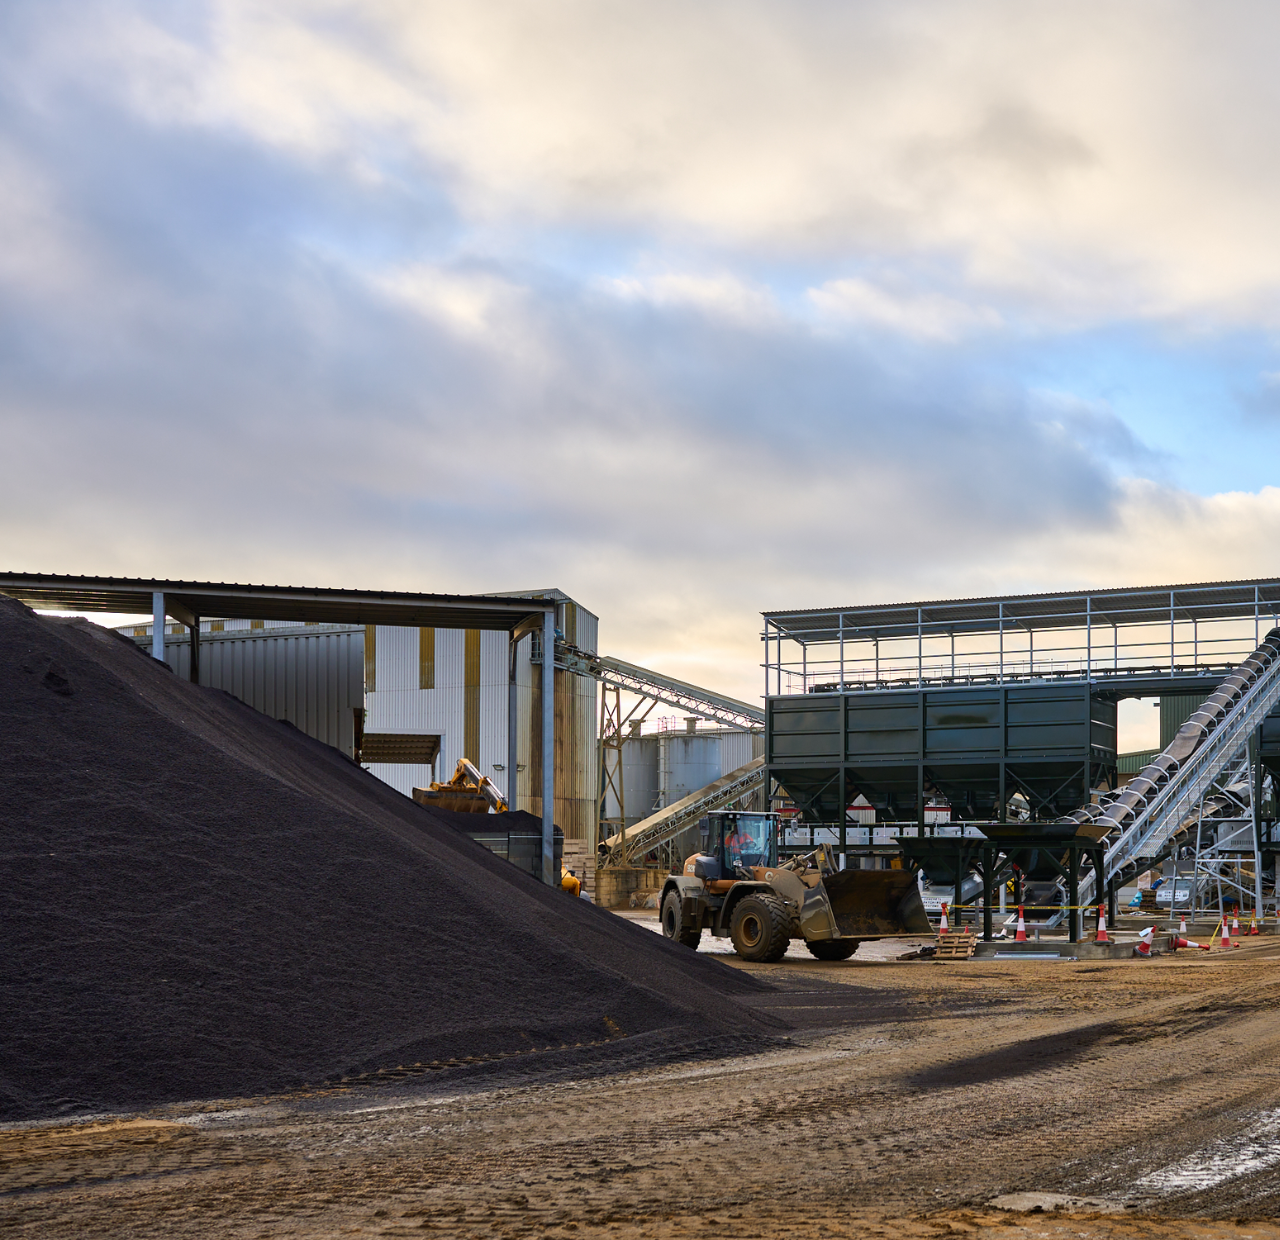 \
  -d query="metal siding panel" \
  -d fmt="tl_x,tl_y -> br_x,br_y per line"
148,627 -> 363,757
575,608 -> 599,655
720,730 -> 754,774
434,629 -> 466,690
1160,693 -> 1205,749
365,762 -> 436,798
